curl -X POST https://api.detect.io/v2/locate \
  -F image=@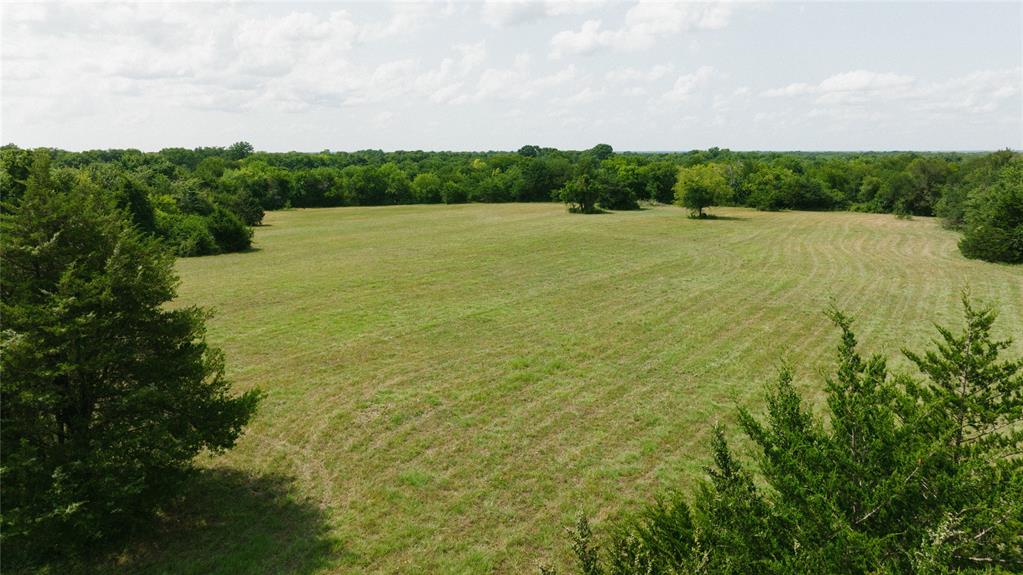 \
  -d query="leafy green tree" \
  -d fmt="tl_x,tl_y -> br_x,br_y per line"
219,188 -> 266,226
1,166 -> 260,561
439,180 -> 467,204
411,172 -> 443,203
292,167 -> 341,208
640,161 -> 679,204
557,175 -> 599,214
555,296 -> 1023,574
593,164 -> 640,211
378,162 -> 411,204
588,144 -> 614,162
226,140 -> 254,161
958,162 -> 1023,263
194,156 -> 228,184
518,145 -> 541,158
744,164 -> 796,211
906,156 -> 953,215
857,175 -> 883,204
673,163 -> 731,217
0,144 -> 36,199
